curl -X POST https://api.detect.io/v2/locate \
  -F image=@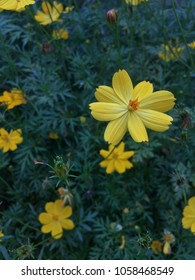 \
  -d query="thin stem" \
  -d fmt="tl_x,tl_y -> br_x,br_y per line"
114,22 -> 122,69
